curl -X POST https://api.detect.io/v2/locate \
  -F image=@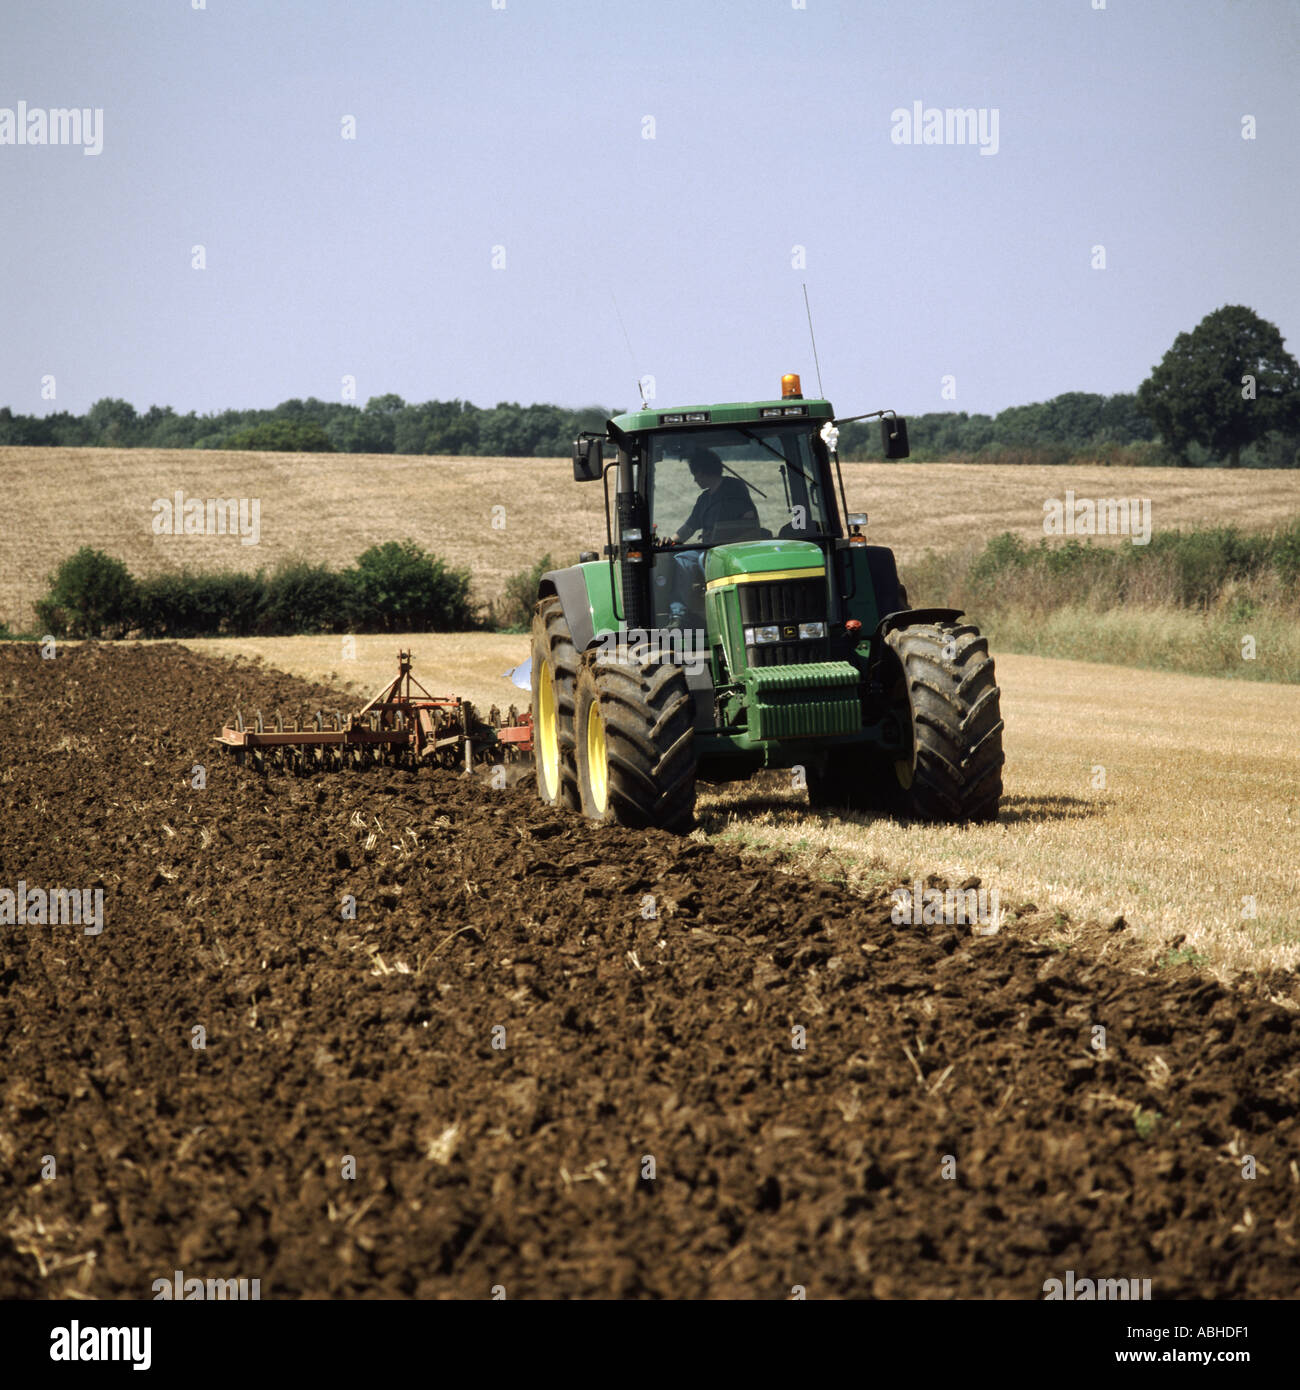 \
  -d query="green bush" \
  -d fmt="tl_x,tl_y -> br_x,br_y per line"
34,547 -> 137,637
134,571 -> 265,638
133,572 -> 205,638
1270,518 -> 1300,588
345,540 -> 476,631
261,560 -> 356,634
1156,526 -> 1291,606
490,553 -> 554,632
966,531 -> 1031,591
33,538 -> 486,639
209,571 -> 267,635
